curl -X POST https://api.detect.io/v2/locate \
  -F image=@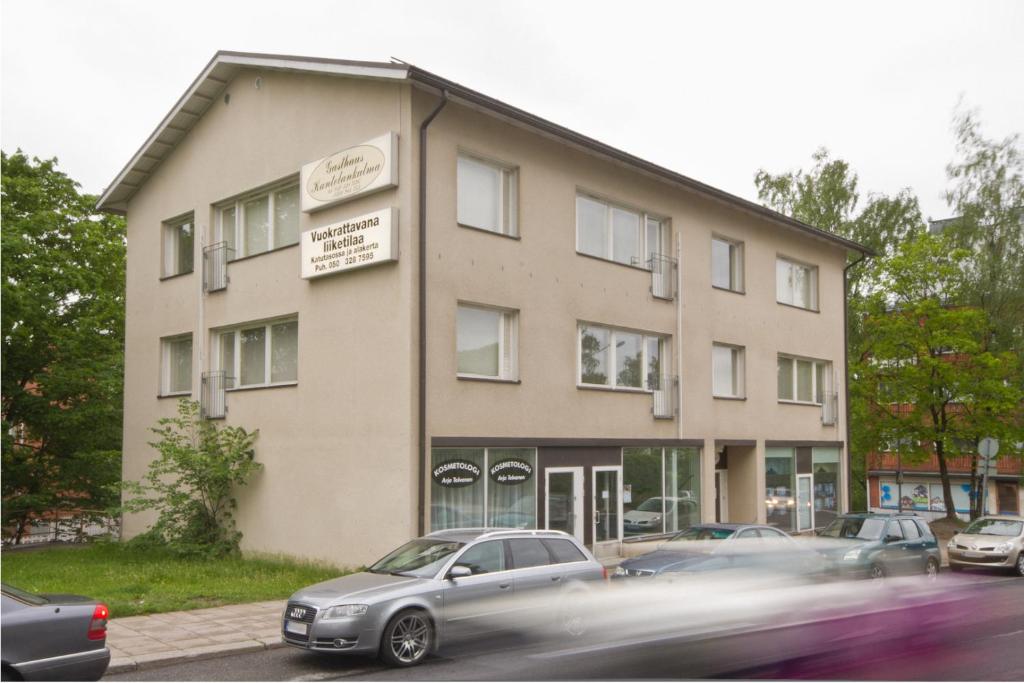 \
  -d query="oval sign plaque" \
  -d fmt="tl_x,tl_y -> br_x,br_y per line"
489,459 -> 533,485
432,460 -> 481,488
306,144 -> 386,203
